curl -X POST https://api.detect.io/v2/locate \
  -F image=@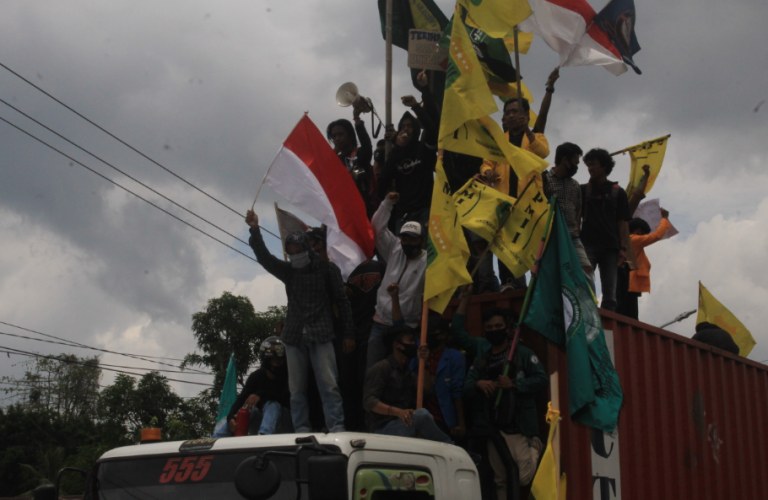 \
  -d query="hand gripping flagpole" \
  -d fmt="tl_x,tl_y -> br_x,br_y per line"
494,197 -> 557,408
